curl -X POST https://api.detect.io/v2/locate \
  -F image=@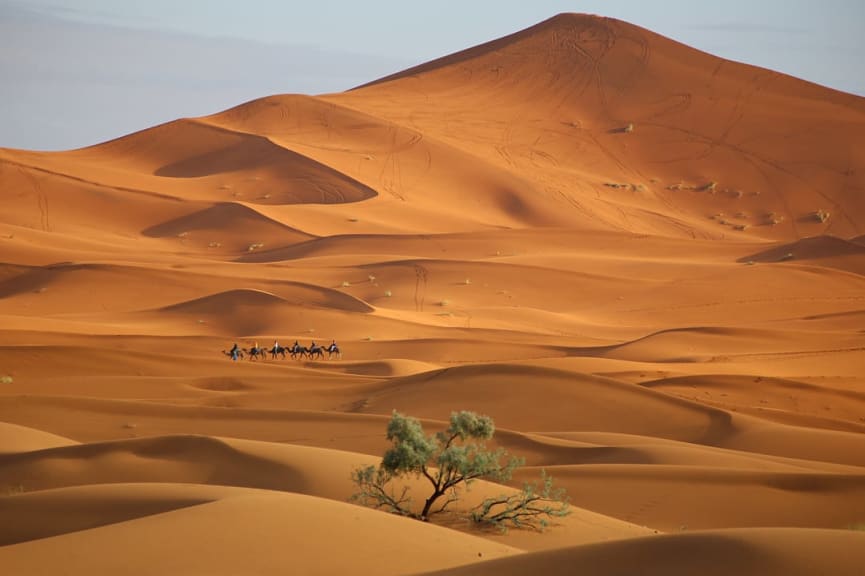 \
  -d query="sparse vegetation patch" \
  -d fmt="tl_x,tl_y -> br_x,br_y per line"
1,484 -> 24,496
766,212 -> 785,226
814,209 -> 830,223
351,411 -> 570,531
